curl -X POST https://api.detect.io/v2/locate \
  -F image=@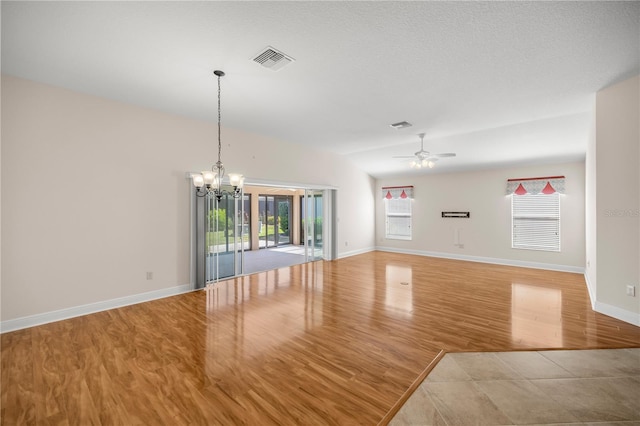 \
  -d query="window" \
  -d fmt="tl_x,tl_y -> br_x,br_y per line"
385,198 -> 412,240
512,193 -> 560,251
